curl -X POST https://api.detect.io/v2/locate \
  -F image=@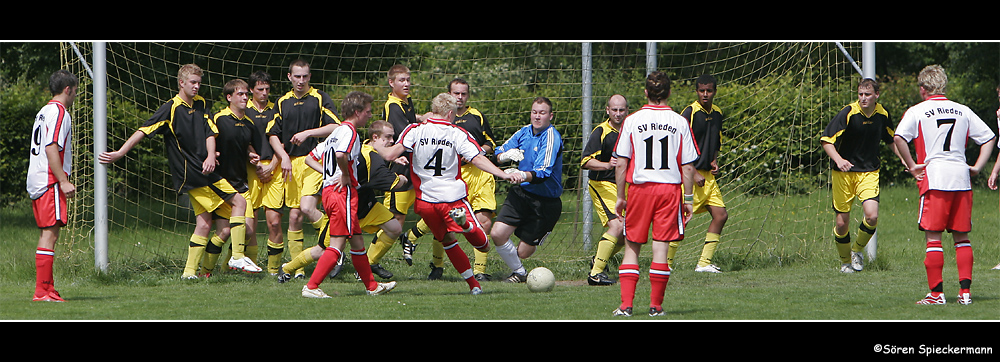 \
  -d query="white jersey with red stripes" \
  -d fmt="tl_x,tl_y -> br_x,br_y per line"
895,95 -> 995,194
614,104 -> 700,185
398,117 -> 484,203
310,121 -> 361,189
27,100 -> 73,199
